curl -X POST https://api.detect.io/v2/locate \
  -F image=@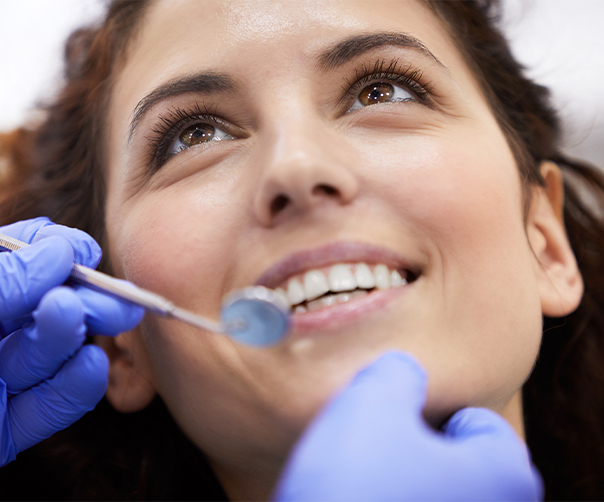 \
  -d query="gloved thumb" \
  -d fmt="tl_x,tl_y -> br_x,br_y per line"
275,352 -> 428,501
329,351 -> 428,426
297,352 -> 428,456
